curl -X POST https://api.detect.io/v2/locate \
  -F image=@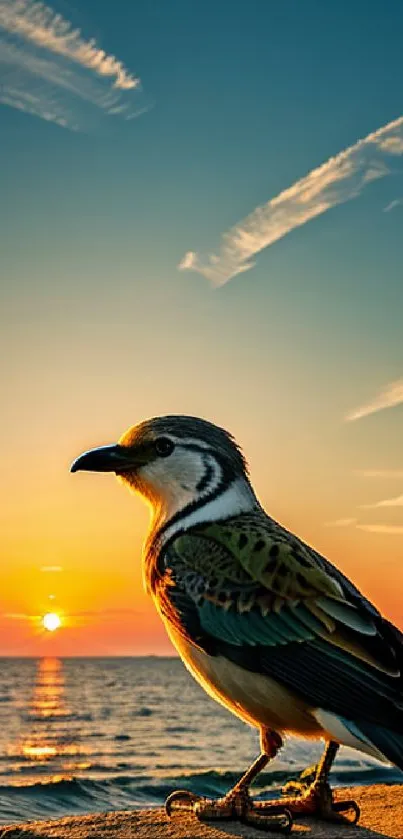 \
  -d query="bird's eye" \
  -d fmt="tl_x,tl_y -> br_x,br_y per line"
155,437 -> 174,457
